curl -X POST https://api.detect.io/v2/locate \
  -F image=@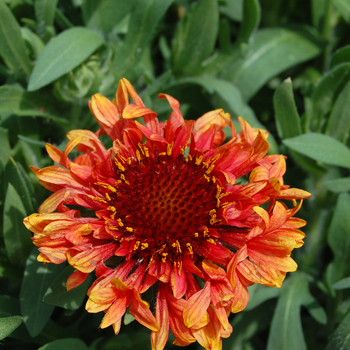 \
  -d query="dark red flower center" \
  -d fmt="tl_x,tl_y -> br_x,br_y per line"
101,149 -> 223,264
